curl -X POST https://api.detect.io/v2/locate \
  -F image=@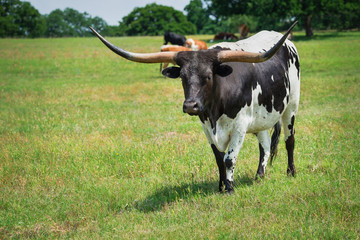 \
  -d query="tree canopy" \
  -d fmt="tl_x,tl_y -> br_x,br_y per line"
45,8 -> 108,37
184,0 -> 211,34
0,0 -> 110,38
0,0 -> 46,37
119,3 -> 196,36
206,0 -> 360,36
